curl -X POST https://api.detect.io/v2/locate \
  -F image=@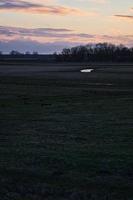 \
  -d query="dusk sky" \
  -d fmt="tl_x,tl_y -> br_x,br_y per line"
1,0 -> 133,53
